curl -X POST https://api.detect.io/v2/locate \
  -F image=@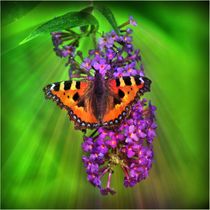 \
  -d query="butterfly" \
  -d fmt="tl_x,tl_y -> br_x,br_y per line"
43,71 -> 151,130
